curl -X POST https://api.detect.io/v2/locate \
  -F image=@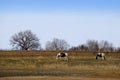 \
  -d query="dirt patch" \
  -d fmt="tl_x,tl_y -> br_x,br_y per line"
0,70 -> 120,78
